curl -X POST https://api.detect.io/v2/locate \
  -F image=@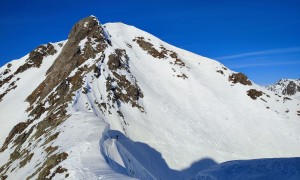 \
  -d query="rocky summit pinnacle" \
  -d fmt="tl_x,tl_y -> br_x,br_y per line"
50,15 -> 107,75
27,16 -> 108,105
67,16 -> 103,43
